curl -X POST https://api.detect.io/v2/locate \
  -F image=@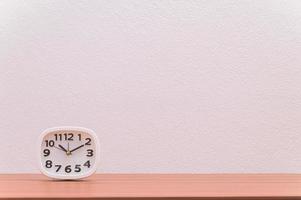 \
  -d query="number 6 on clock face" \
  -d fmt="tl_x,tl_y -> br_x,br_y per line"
38,127 -> 100,180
